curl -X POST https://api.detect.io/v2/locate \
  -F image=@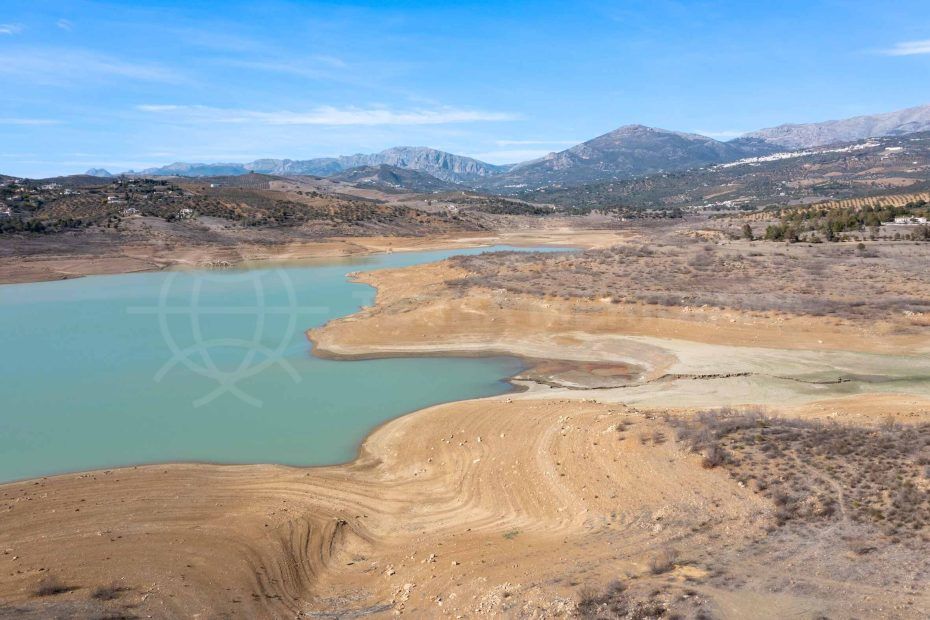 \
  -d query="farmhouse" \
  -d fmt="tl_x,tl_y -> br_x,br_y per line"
892,215 -> 928,225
